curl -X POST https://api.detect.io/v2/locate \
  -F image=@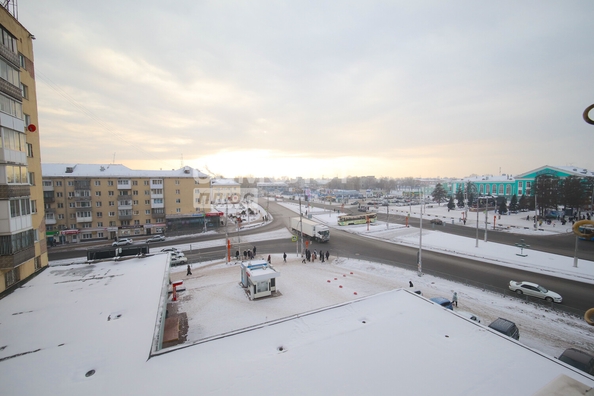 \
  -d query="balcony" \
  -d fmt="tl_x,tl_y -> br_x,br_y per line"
150,179 -> 163,189
76,215 -> 93,223
151,208 -> 165,218
42,182 -> 54,191
45,215 -> 57,225
117,179 -> 131,190
118,214 -> 133,220
74,180 -> 91,190
74,196 -> 91,202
